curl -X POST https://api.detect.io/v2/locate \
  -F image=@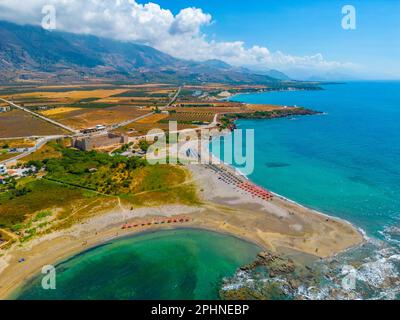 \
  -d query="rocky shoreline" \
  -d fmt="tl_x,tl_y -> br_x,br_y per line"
219,249 -> 383,300
220,107 -> 322,130
240,251 -> 297,276
219,251 -> 314,300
